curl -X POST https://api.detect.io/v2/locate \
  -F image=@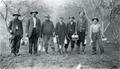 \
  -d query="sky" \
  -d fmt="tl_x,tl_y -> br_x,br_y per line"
0,0 -> 4,7
0,0 -> 26,7
0,0 -> 70,22
43,0 -> 67,22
